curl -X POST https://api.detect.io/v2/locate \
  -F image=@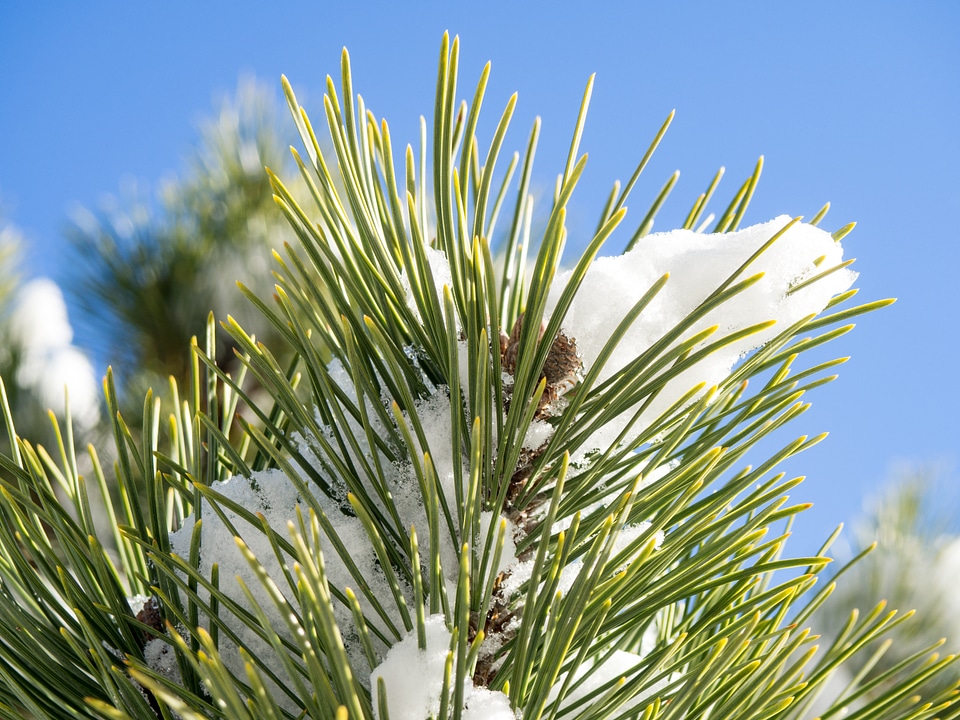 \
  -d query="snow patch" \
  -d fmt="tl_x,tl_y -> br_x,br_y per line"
371,615 -> 517,720
10,278 -> 101,430
547,216 -> 855,454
